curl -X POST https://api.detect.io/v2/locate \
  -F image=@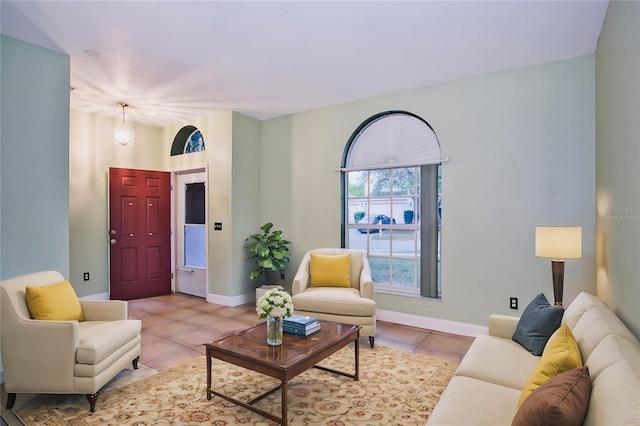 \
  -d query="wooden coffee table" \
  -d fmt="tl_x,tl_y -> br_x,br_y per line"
204,320 -> 360,425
